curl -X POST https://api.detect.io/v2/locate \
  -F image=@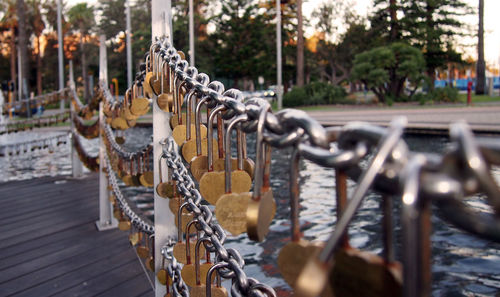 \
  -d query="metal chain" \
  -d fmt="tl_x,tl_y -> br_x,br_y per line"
71,132 -> 99,172
148,38 -> 500,243
102,122 -> 153,159
3,88 -> 70,110
105,154 -> 155,235
0,133 -> 68,157
161,137 -> 277,297
0,110 -> 70,132
161,238 -> 190,297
